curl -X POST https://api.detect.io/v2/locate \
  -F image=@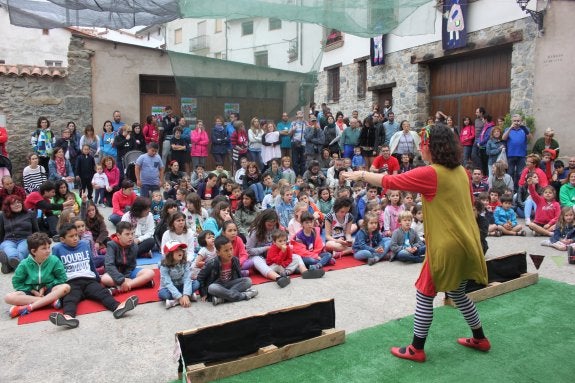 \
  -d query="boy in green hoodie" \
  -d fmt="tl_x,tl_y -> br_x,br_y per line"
5,232 -> 71,318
